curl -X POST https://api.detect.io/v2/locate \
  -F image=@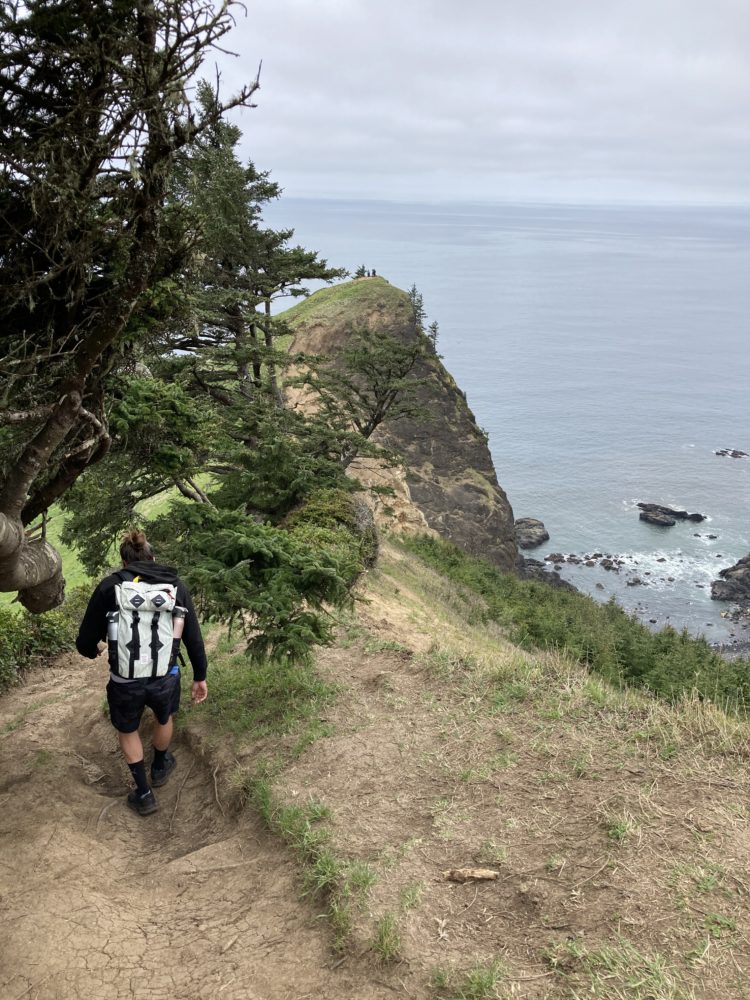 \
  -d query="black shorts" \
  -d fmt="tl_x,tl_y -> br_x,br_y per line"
106,670 -> 181,733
